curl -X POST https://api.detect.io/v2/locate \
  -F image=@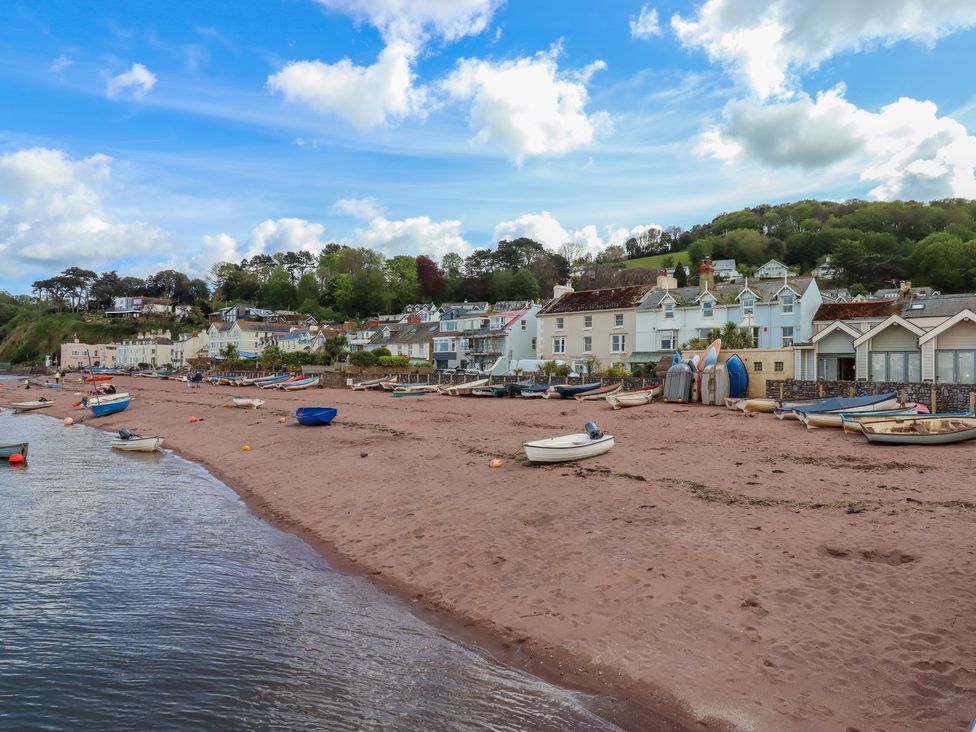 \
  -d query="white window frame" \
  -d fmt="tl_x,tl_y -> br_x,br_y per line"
520,319 -> 527,331
583,336 -> 592,353
660,330 -> 675,350
552,337 -> 566,354
555,317 -> 565,330
584,315 -> 593,329
702,300 -> 713,319
781,327 -> 794,347
780,292 -> 795,315
610,334 -> 626,353
664,302 -> 674,319
614,313 -> 624,328
741,295 -> 755,316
